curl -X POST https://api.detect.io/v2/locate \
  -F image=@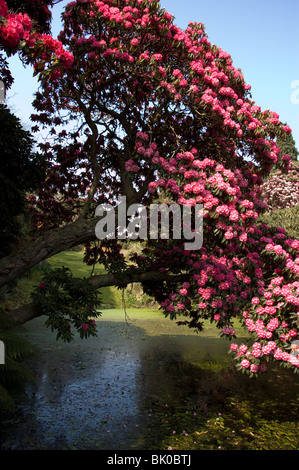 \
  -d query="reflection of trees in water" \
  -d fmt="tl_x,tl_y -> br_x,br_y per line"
132,334 -> 235,447
1,316 -> 298,450
133,333 -> 299,449
135,333 -> 237,401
